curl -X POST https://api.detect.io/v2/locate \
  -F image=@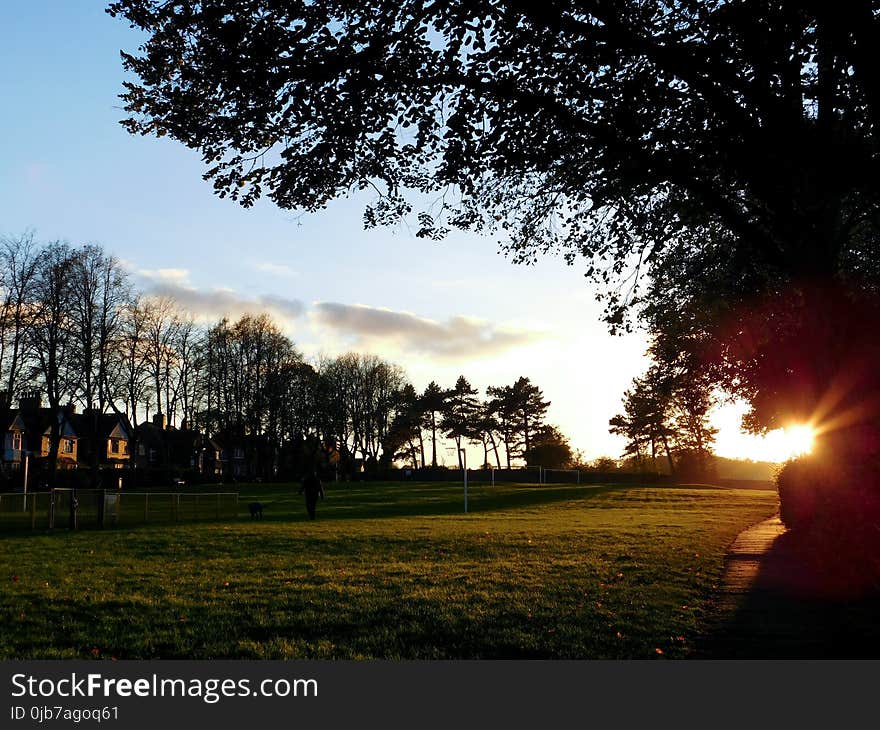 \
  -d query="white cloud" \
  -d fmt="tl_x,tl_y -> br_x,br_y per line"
251,261 -> 298,278
138,270 -> 305,324
138,267 -> 190,284
312,302 -> 542,358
